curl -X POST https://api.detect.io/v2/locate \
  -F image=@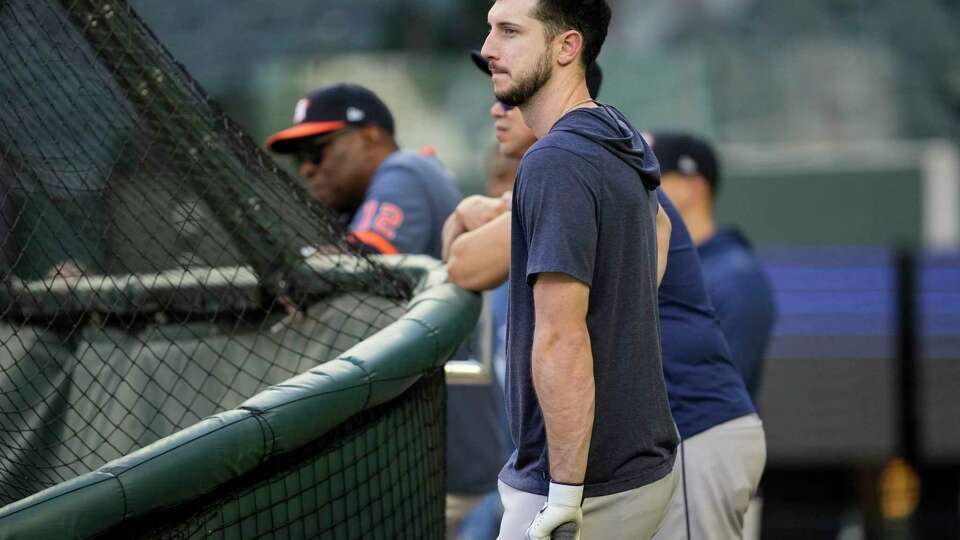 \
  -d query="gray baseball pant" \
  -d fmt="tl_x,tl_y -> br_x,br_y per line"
496,456 -> 679,539
652,414 -> 766,540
